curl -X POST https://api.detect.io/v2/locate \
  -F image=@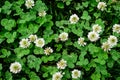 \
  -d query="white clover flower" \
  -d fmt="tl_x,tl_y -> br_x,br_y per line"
59,32 -> 68,41
44,47 -> 53,55
69,14 -> 79,24
101,42 -> 111,52
29,34 -> 37,42
92,24 -> 102,33
38,11 -> 46,17
57,59 -> 67,69
113,24 -> 120,33
19,38 -> 30,48
34,38 -> 45,48
78,37 -> 86,46
88,31 -> 100,42
97,2 -> 107,11
25,0 -> 34,9
107,35 -> 118,47
52,72 -> 63,80
72,69 -> 81,79
10,62 -> 22,74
